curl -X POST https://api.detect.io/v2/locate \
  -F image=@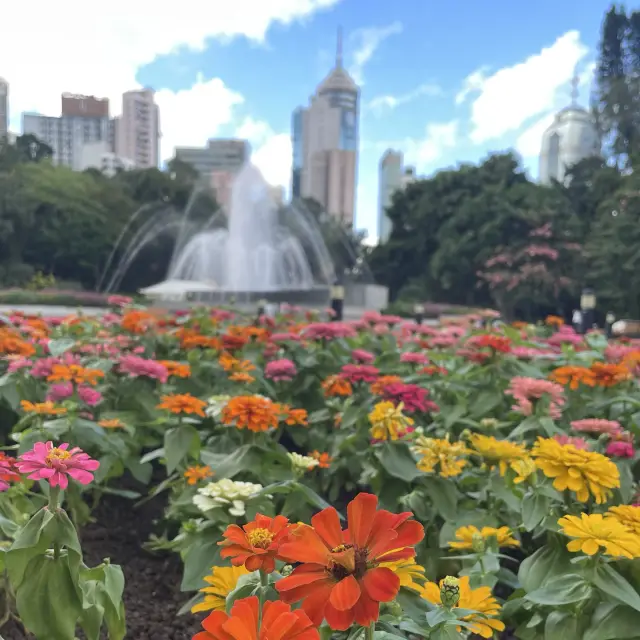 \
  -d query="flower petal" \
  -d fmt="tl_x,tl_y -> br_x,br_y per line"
329,575 -> 361,611
362,567 -> 400,602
